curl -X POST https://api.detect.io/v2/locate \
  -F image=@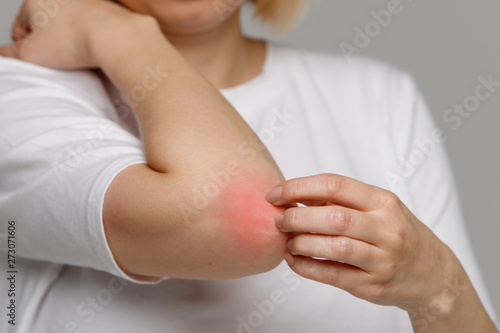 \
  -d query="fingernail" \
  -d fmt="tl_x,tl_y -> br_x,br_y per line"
275,214 -> 284,229
284,252 -> 294,267
266,186 -> 282,203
